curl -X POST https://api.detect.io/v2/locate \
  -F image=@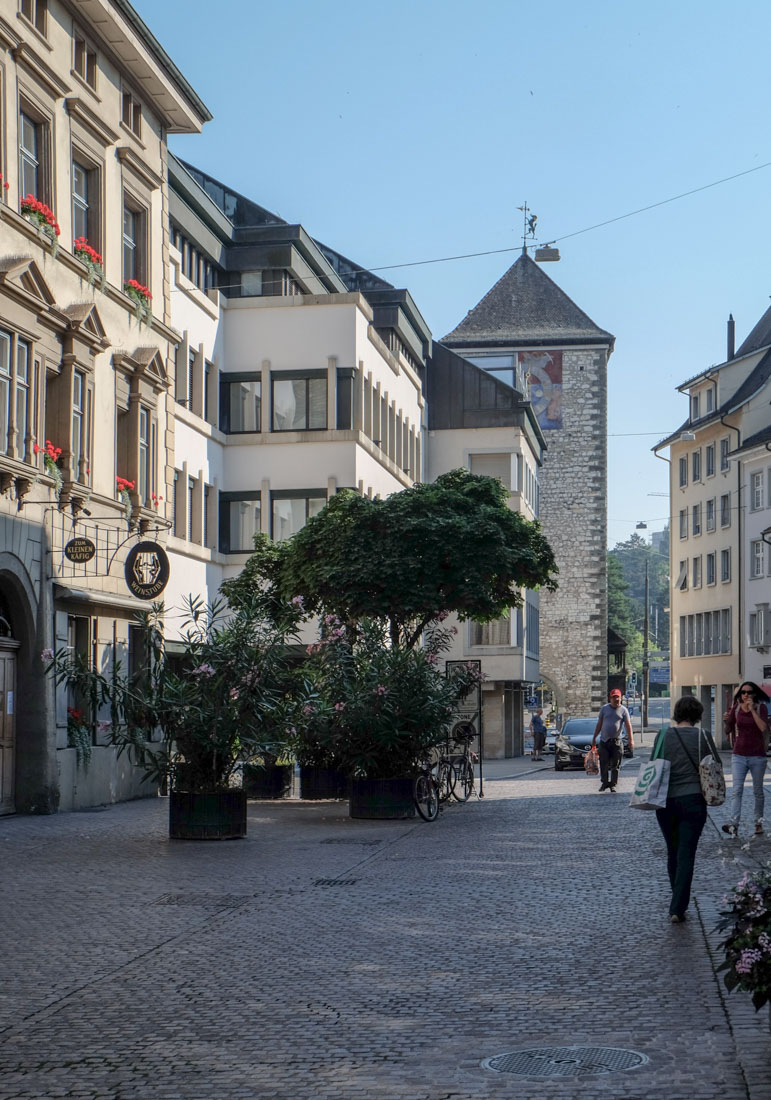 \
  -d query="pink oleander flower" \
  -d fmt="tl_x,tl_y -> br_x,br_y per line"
190,663 -> 215,678
98,721 -> 112,734
291,595 -> 305,608
40,648 -> 54,662
229,687 -> 239,700
334,702 -> 346,712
